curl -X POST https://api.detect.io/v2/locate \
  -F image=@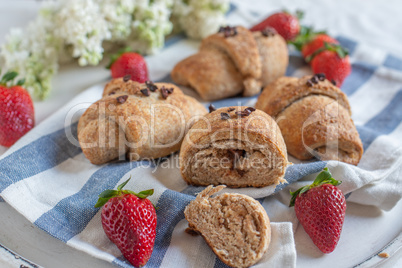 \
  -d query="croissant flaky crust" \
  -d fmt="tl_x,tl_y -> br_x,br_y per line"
255,75 -> 363,165
78,78 -> 207,165
179,106 -> 288,188
171,26 -> 288,101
